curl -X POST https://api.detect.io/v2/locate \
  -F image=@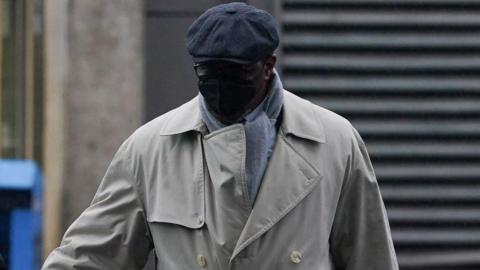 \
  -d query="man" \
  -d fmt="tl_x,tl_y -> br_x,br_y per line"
43,2 -> 398,269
